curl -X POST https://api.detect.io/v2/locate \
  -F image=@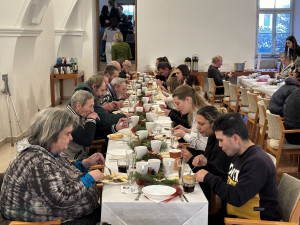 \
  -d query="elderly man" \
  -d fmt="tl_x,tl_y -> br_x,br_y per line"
101,77 -> 129,106
277,53 -> 293,79
208,55 -> 232,95
193,113 -> 280,223
69,75 -> 129,140
123,59 -> 137,79
64,90 -> 100,160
